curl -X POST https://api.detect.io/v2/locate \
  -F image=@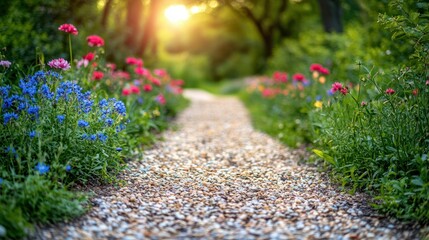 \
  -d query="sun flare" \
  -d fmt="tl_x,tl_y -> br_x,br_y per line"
164,5 -> 190,24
